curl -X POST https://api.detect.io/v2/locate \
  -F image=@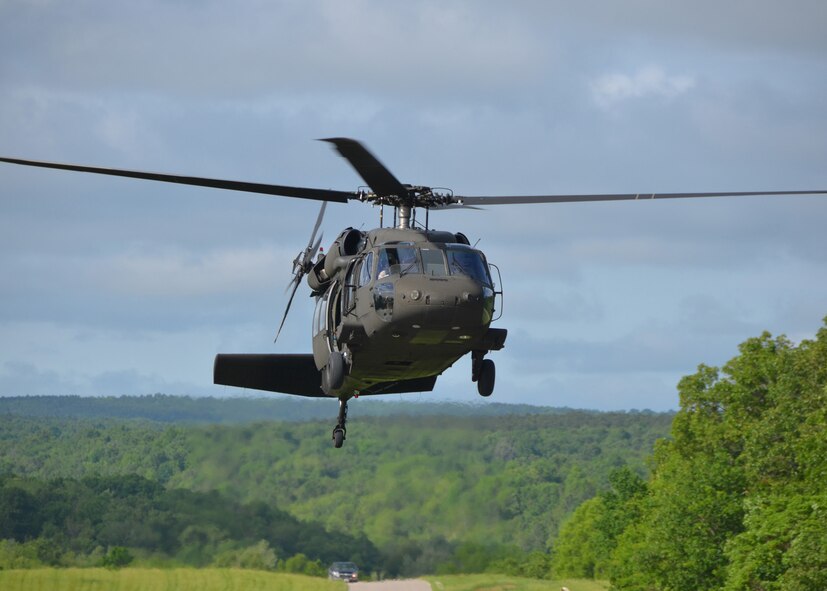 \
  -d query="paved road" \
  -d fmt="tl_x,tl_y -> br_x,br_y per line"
348,581 -> 431,591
